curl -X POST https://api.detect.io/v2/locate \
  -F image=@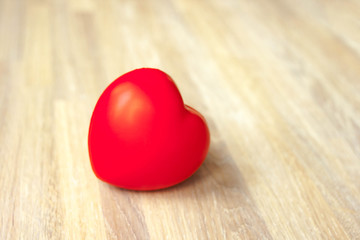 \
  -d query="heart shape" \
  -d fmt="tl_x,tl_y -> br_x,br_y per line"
88,68 -> 210,190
